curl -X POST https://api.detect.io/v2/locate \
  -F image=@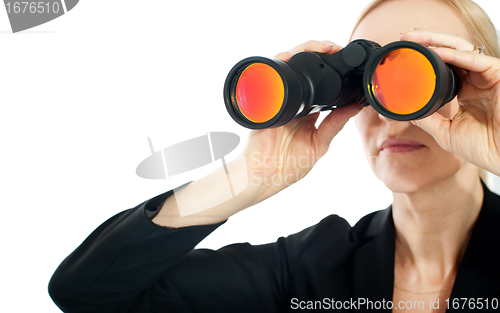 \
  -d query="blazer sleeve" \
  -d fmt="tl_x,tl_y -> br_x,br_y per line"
48,187 -> 296,313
